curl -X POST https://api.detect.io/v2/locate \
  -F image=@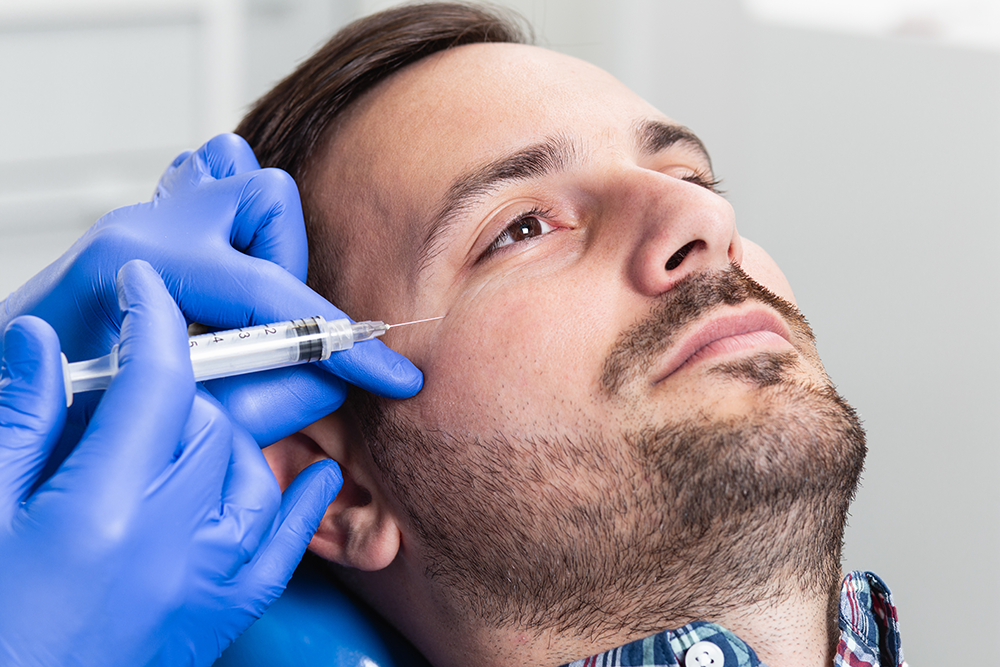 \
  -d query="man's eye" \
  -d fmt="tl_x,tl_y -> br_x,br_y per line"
482,209 -> 555,259
681,170 -> 722,194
